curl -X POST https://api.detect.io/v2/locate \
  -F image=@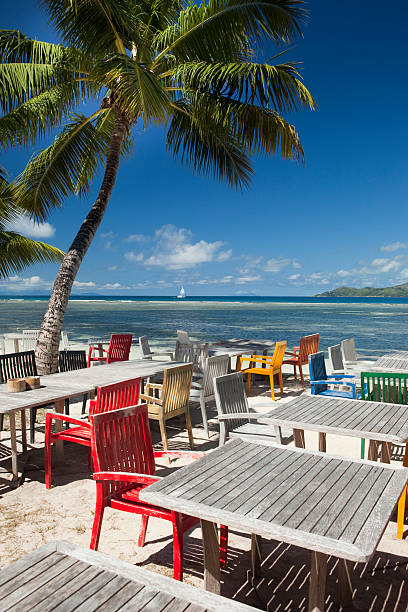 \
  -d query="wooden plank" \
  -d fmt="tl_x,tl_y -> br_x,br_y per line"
250,534 -> 262,582
96,583 -> 145,612
0,552 -> 67,599
73,575 -> 130,611
336,559 -> 353,608
128,590 -> 175,612
47,568 -> 117,612
115,585 -> 160,610
0,544 -> 56,588
201,520 -> 221,595
308,551 -> 327,612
